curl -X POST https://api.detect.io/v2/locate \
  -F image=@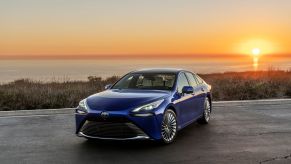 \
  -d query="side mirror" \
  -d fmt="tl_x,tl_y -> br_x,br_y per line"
104,84 -> 112,90
182,86 -> 194,94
